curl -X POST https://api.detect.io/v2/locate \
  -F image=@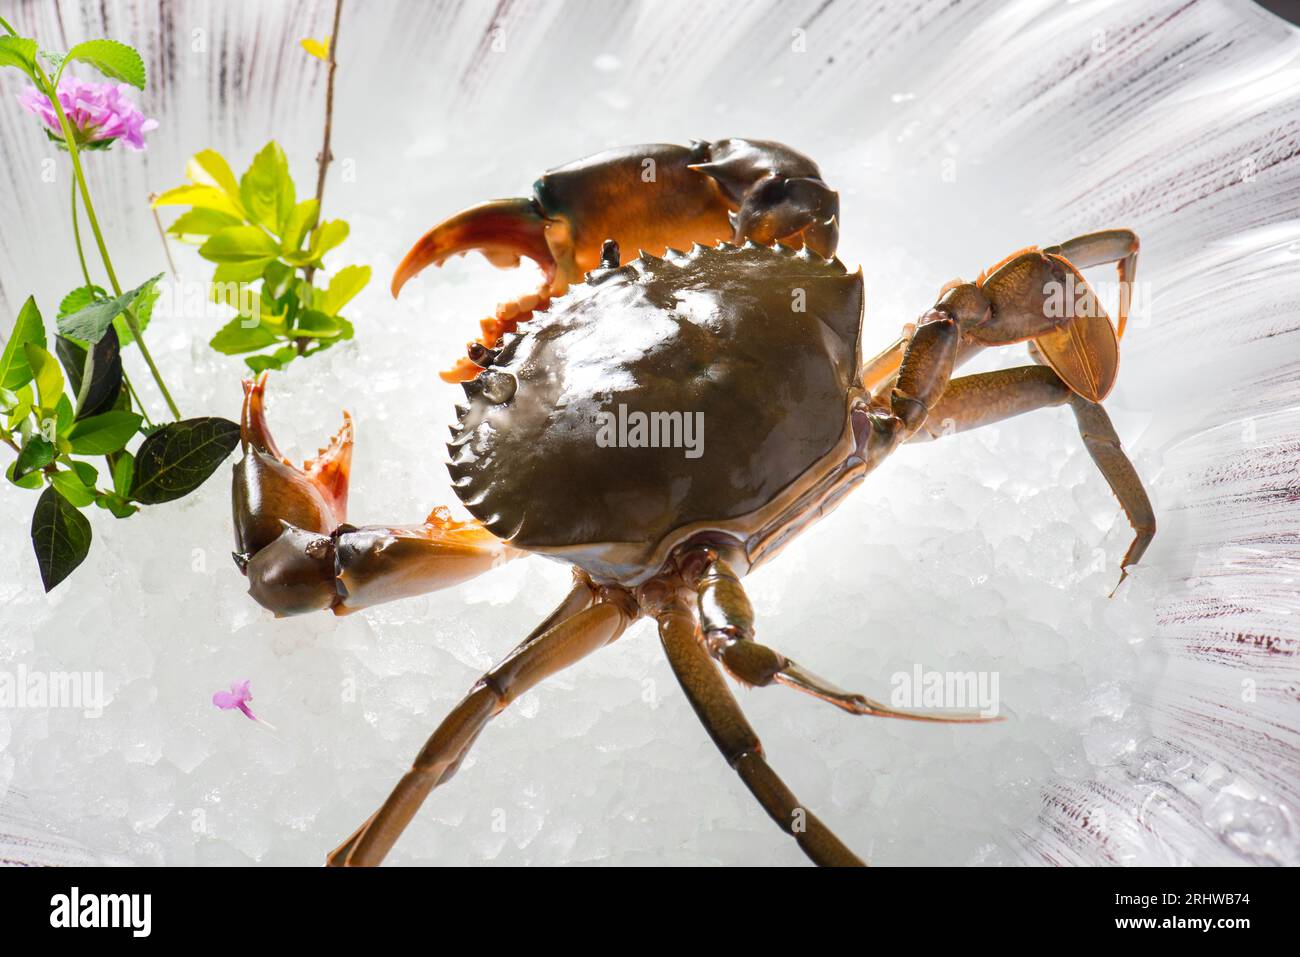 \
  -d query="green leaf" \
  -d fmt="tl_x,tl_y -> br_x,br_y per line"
58,285 -> 108,318
57,327 -> 123,419
280,199 -> 320,253
53,394 -> 74,441
23,343 -> 64,412
322,264 -> 371,316
61,39 -> 146,89
153,184 -> 244,221
166,208 -> 242,241
114,280 -> 158,347
70,459 -> 98,486
67,410 -> 142,455
7,459 -> 44,489
0,296 -> 47,390
130,417 -> 240,504
289,220 -> 349,266
112,451 -> 134,497
262,260 -> 295,300
95,492 -> 137,518
313,220 -> 349,257
199,226 -> 280,265
210,259 -> 267,285
244,346 -> 298,373
0,36 -> 38,77
209,316 -> 280,355
55,335 -> 87,395
57,274 -> 162,344
13,435 -> 54,480
6,384 -> 34,430
240,142 -> 295,236
186,149 -> 242,201
294,310 -> 345,339
31,485 -> 93,592
51,468 -> 95,507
